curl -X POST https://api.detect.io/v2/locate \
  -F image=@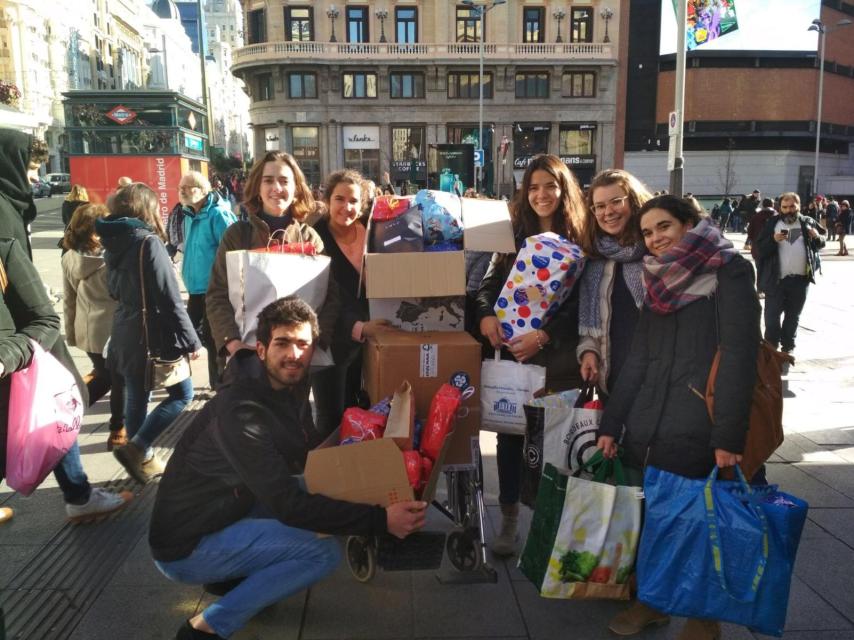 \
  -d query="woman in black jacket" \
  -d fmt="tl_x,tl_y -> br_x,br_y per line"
476,154 -> 587,556
597,195 -> 760,640
96,183 -> 202,486
311,170 -> 391,435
